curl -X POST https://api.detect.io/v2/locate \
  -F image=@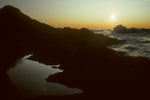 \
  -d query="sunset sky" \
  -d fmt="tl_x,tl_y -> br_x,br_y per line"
0,0 -> 150,29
